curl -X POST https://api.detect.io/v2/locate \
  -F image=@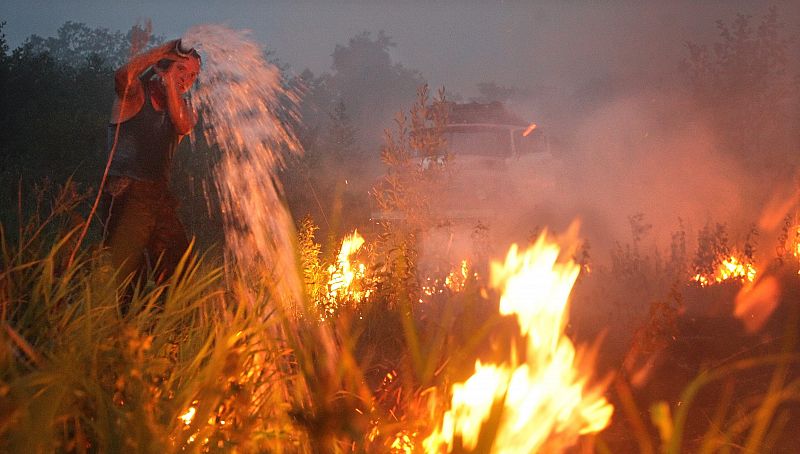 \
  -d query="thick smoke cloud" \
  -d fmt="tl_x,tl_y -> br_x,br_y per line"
532,93 -> 751,257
